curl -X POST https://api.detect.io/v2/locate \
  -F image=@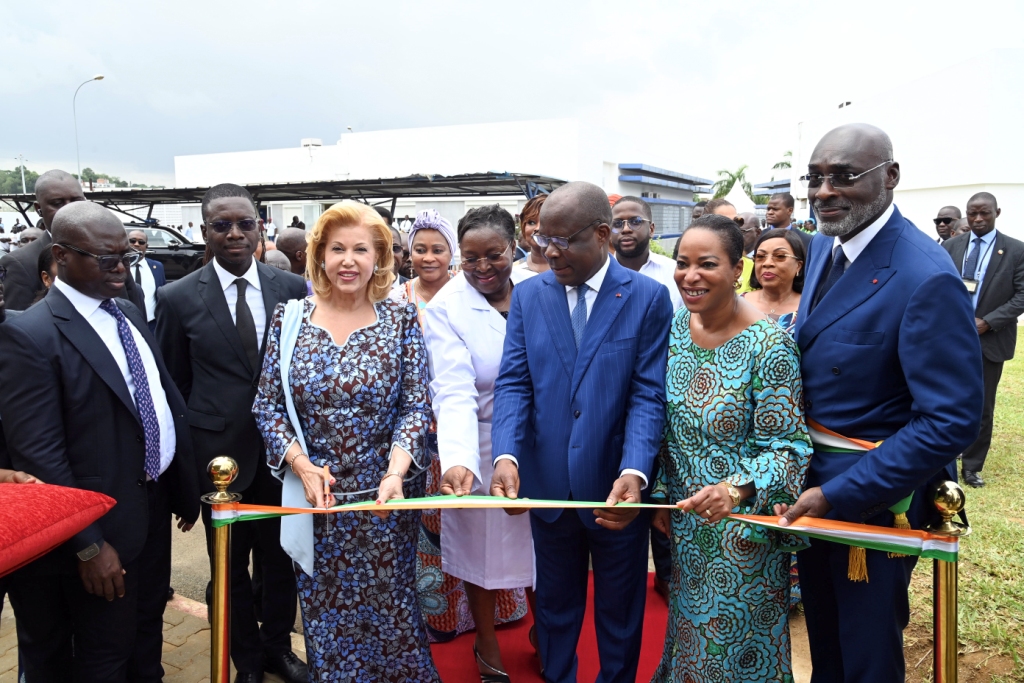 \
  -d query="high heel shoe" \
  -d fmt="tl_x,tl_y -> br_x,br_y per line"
474,644 -> 511,683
